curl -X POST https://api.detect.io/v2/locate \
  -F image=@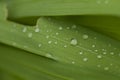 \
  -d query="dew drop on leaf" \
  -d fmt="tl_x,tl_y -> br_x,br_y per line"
22,27 -> 27,32
38,44 -> 42,47
54,41 -> 58,44
55,32 -> 59,35
70,38 -> 78,46
35,28 -> 40,32
92,45 -> 96,48
103,52 -> 107,55
102,49 -> 106,51
110,63 -> 113,66
94,49 -> 98,52
28,33 -> 33,38
104,67 -> 109,70
97,65 -> 101,68
46,35 -> 49,39
64,45 -> 67,48
72,61 -> 75,64
97,55 -> 102,59
79,51 -> 83,55
71,25 -> 77,29
45,53 -> 53,58
59,26 -> 63,30
83,58 -> 88,62
66,27 -> 70,29
48,41 -> 52,44
110,52 -> 114,55
83,34 -> 89,39
46,30 -> 49,33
